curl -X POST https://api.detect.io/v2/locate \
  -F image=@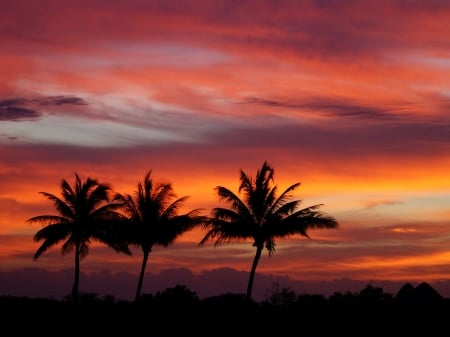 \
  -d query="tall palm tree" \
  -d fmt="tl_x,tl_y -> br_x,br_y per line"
199,161 -> 339,301
117,170 -> 208,302
27,172 -> 131,302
